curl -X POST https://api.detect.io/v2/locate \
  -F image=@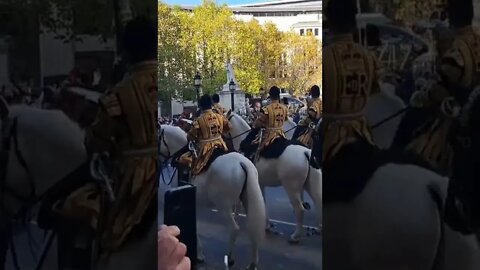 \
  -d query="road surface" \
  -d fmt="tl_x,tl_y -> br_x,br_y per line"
5,165 -> 321,270
158,165 -> 322,270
